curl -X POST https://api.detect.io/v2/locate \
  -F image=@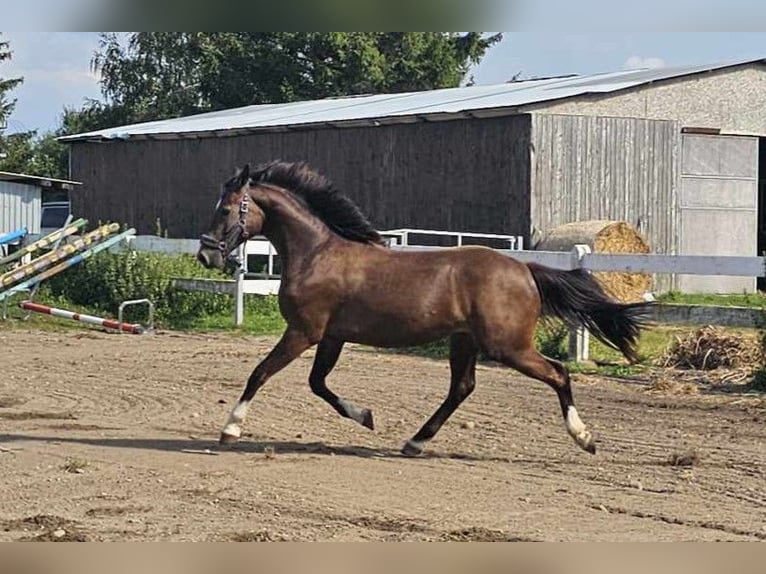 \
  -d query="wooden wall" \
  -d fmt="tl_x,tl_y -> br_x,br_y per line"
69,115 -> 532,241
529,113 -> 680,291
530,114 -> 679,241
